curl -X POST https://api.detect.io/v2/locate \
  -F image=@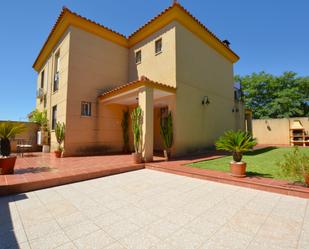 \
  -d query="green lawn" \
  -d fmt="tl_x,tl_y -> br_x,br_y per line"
189,147 -> 309,181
